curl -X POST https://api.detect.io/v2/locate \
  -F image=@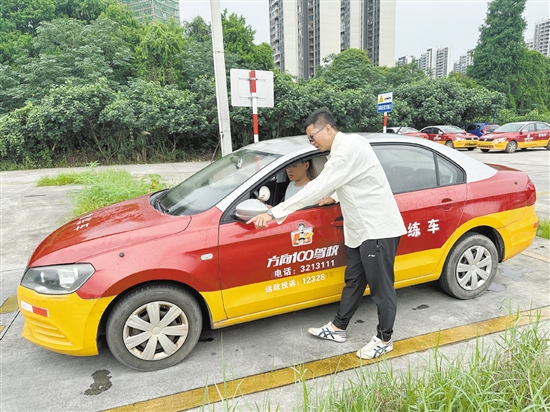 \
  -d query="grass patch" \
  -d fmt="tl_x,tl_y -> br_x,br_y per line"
307,316 -> 549,411
38,169 -> 168,217
537,217 -> 550,239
